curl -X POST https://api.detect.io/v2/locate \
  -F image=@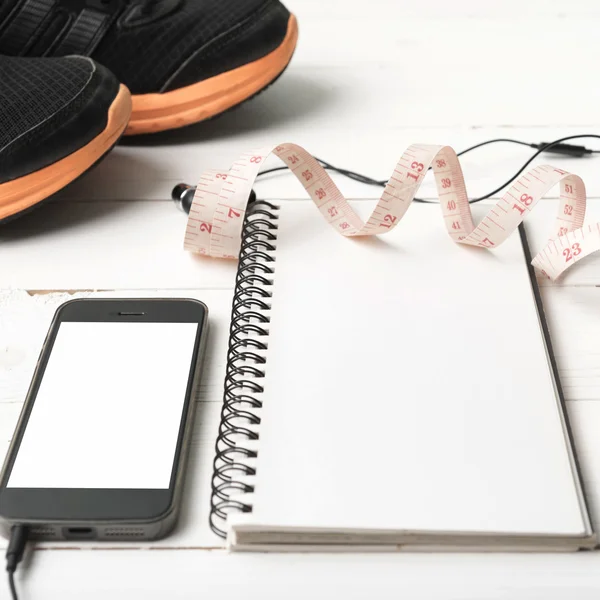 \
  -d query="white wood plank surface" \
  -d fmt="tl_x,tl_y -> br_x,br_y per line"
2,199 -> 600,288
3,0 -> 600,597
11,549 -> 600,600
53,128 -> 600,202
